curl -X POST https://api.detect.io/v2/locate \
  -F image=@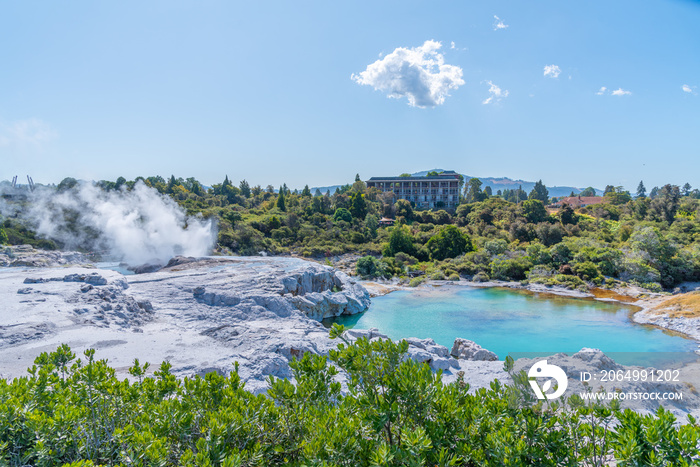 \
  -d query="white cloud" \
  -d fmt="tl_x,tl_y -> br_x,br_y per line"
0,119 -> 57,147
543,65 -> 561,79
450,41 -> 455,49
682,84 -> 697,95
611,88 -> 632,96
596,86 -> 631,96
482,80 -> 509,105
351,40 -> 465,108
493,15 -> 509,30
